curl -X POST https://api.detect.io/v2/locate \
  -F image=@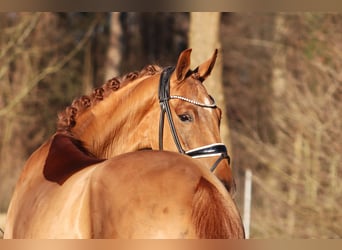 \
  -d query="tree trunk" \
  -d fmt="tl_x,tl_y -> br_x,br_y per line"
82,40 -> 93,94
271,13 -> 297,236
105,12 -> 122,80
189,12 -> 232,156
